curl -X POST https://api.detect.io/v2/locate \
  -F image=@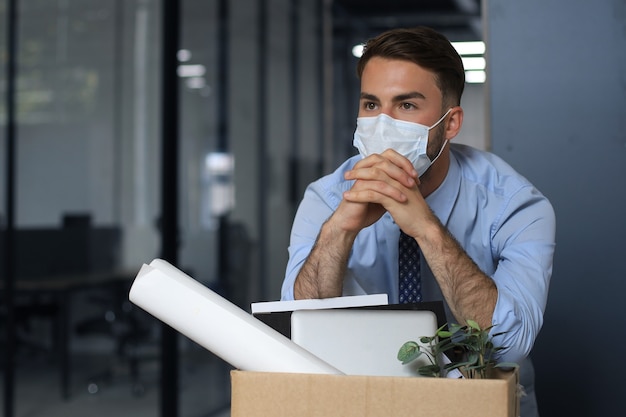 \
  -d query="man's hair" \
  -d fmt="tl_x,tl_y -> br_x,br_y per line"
356,27 -> 465,108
